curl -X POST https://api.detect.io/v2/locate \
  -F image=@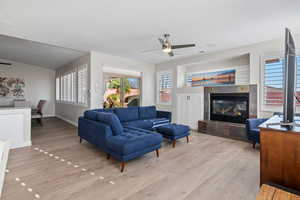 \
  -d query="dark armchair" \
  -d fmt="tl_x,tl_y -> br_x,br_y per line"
245,118 -> 268,148
32,100 -> 46,126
